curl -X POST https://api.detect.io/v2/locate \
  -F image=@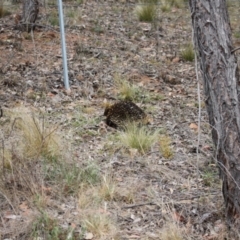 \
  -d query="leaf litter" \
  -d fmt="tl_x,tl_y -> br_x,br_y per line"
0,0 -> 239,239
